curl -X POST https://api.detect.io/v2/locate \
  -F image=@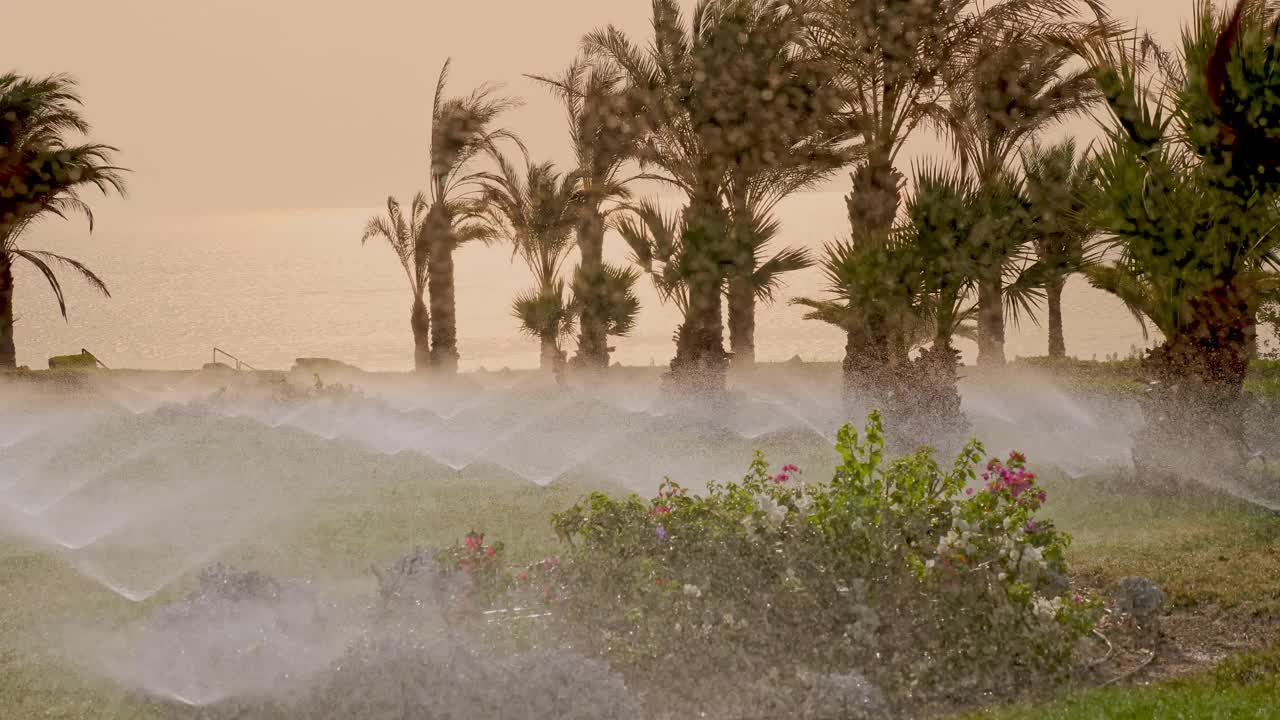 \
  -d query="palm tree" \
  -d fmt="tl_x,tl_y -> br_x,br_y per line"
717,12 -> 848,369
723,199 -> 815,368
1080,1 -> 1280,475
793,233 -> 915,403
941,8 -> 1106,366
901,163 -> 983,357
425,60 -> 519,374
1,73 -> 125,370
361,195 -> 432,371
617,199 -> 693,345
528,58 -> 644,369
794,161 -> 989,439
584,0 -> 839,392
1021,139 -> 1100,359
476,155 -> 582,370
